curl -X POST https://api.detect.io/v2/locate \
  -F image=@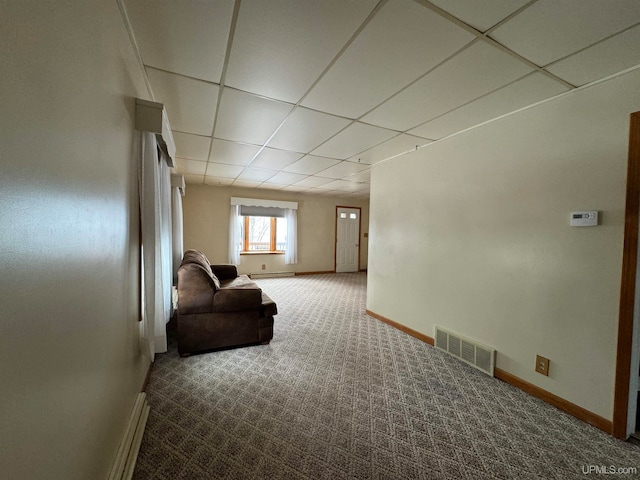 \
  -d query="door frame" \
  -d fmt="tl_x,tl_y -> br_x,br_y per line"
613,111 -> 640,439
334,206 -> 362,273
